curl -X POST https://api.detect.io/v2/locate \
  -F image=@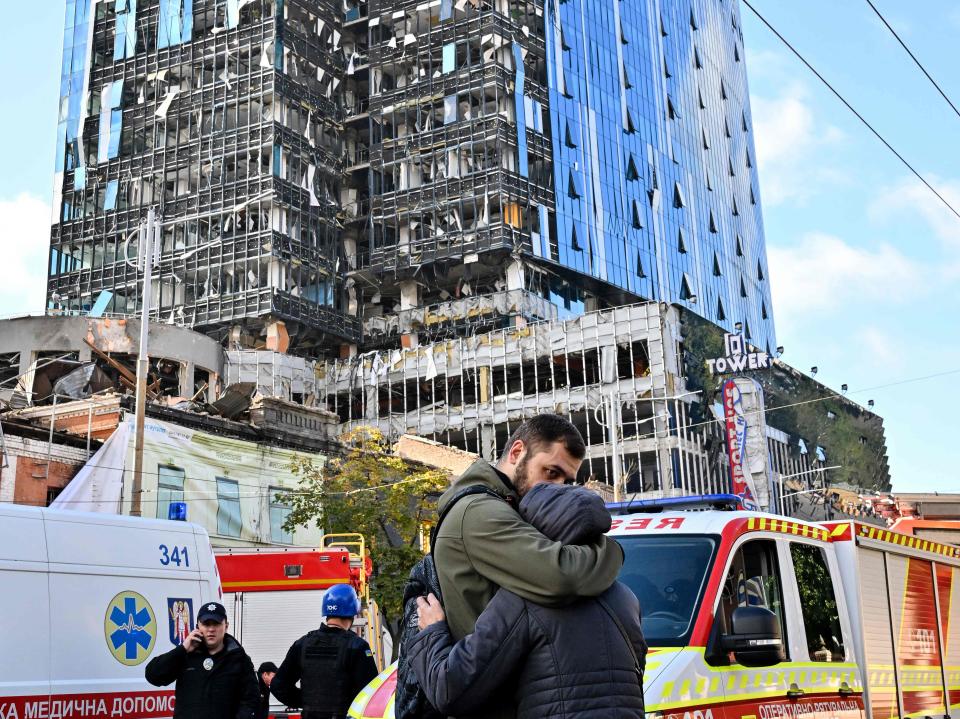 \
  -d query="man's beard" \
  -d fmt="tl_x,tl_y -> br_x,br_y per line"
513,455 -> 531,496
